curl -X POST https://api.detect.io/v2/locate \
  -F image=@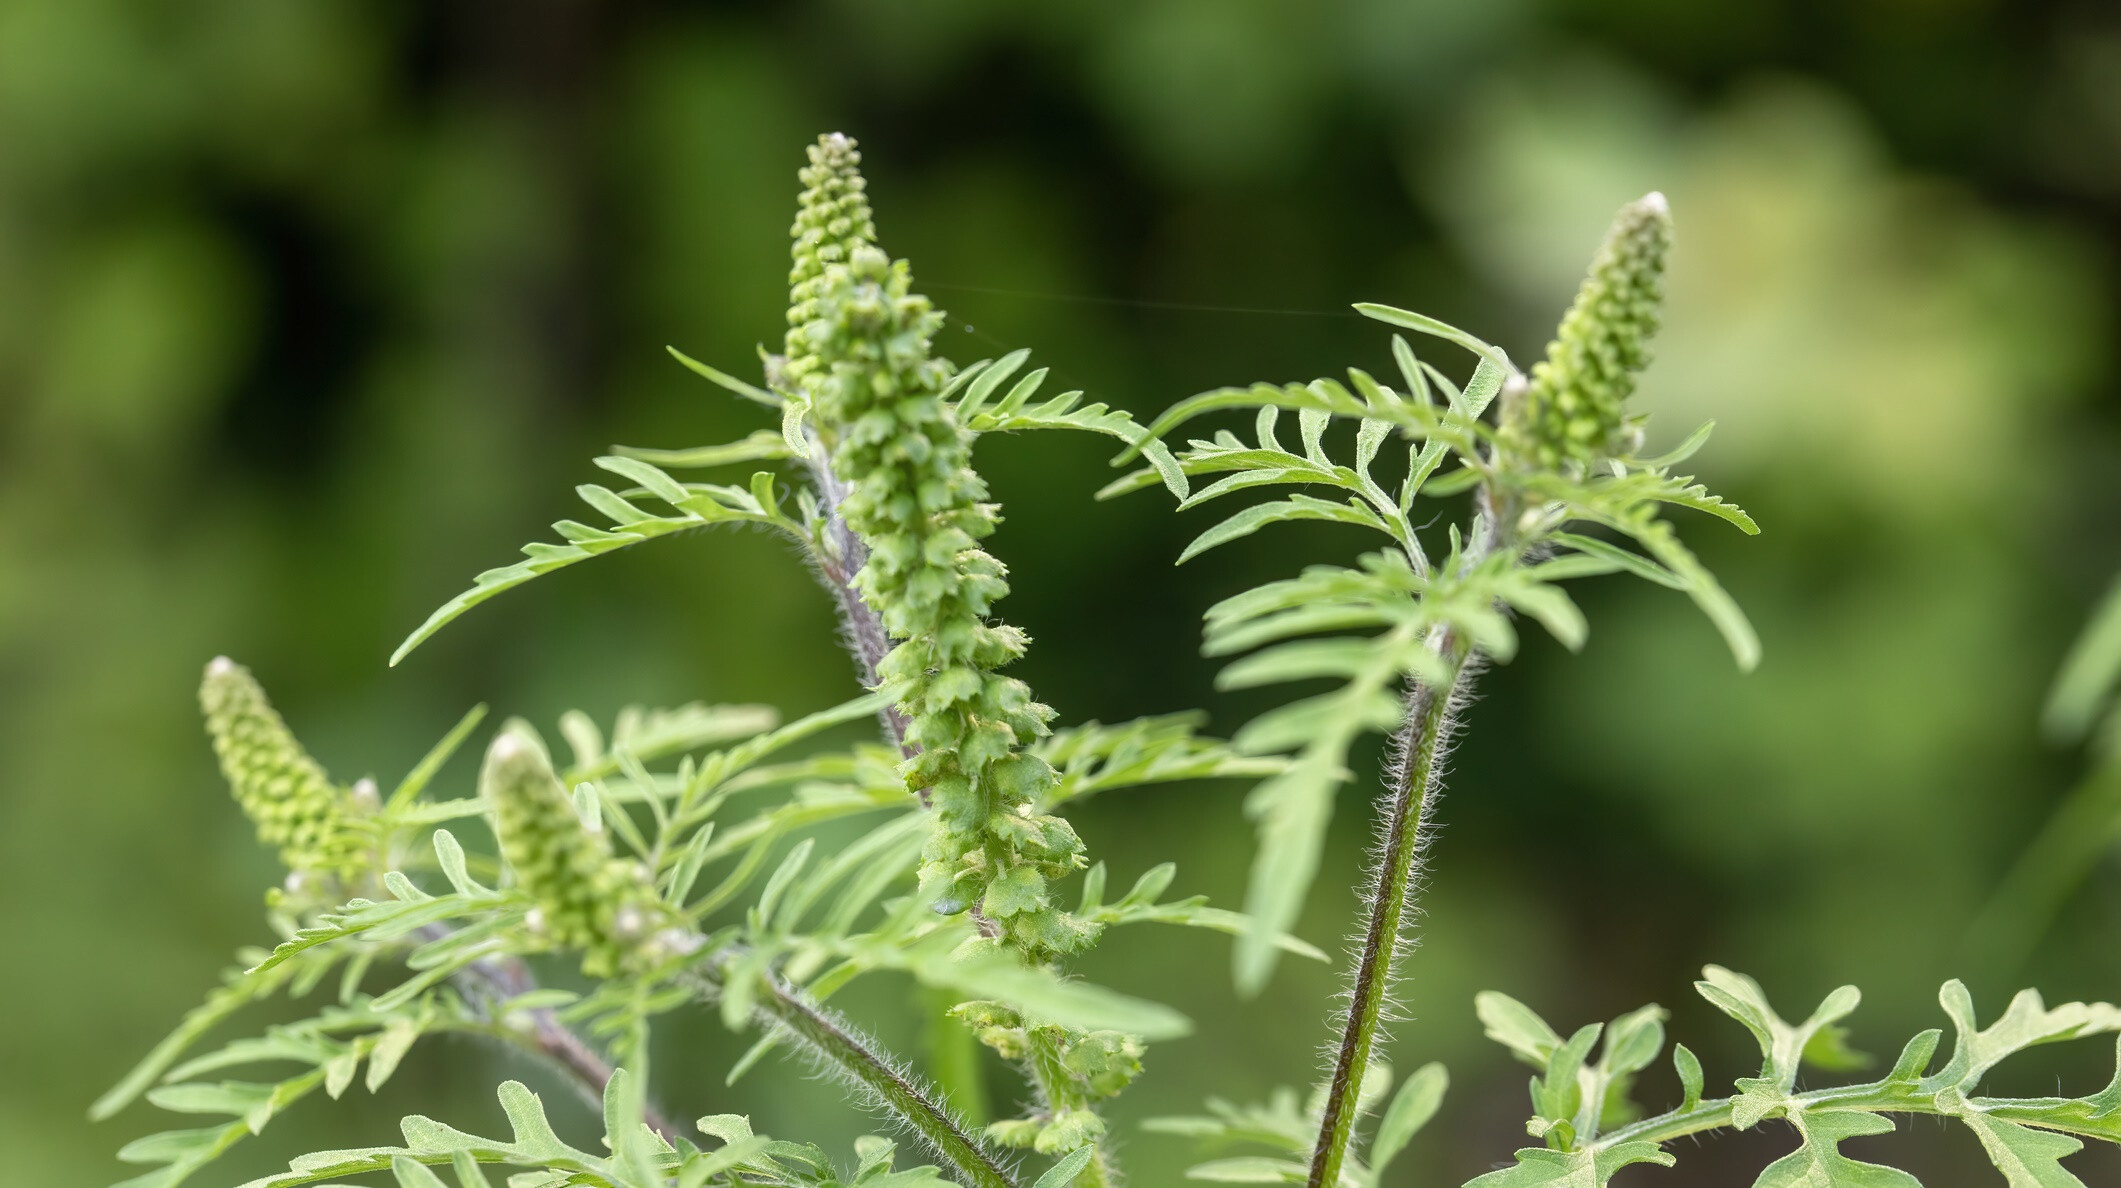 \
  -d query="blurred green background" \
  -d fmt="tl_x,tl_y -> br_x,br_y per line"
5,0 -> 2121,1184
